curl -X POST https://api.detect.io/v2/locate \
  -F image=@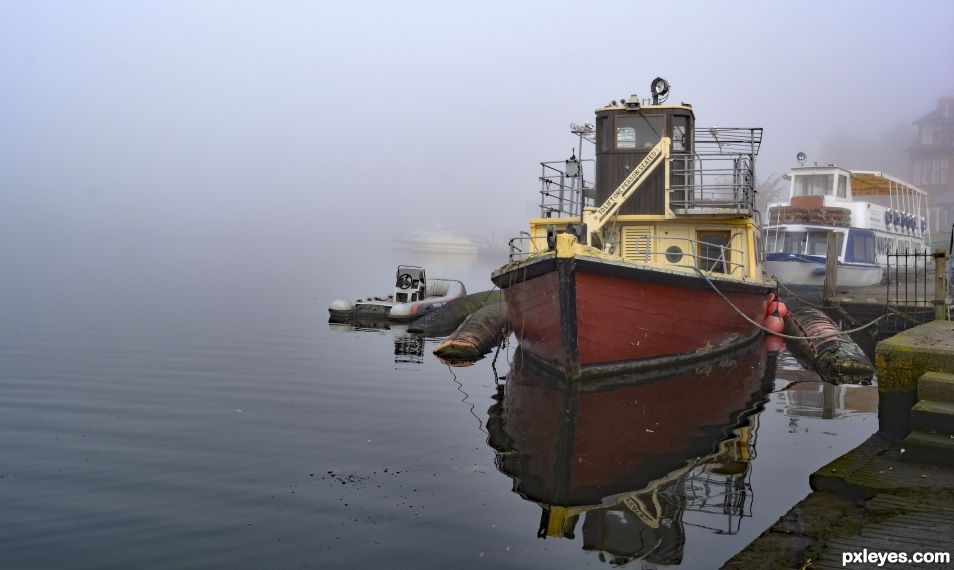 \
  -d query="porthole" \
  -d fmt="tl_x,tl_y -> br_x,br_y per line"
665,245 -> 683,263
